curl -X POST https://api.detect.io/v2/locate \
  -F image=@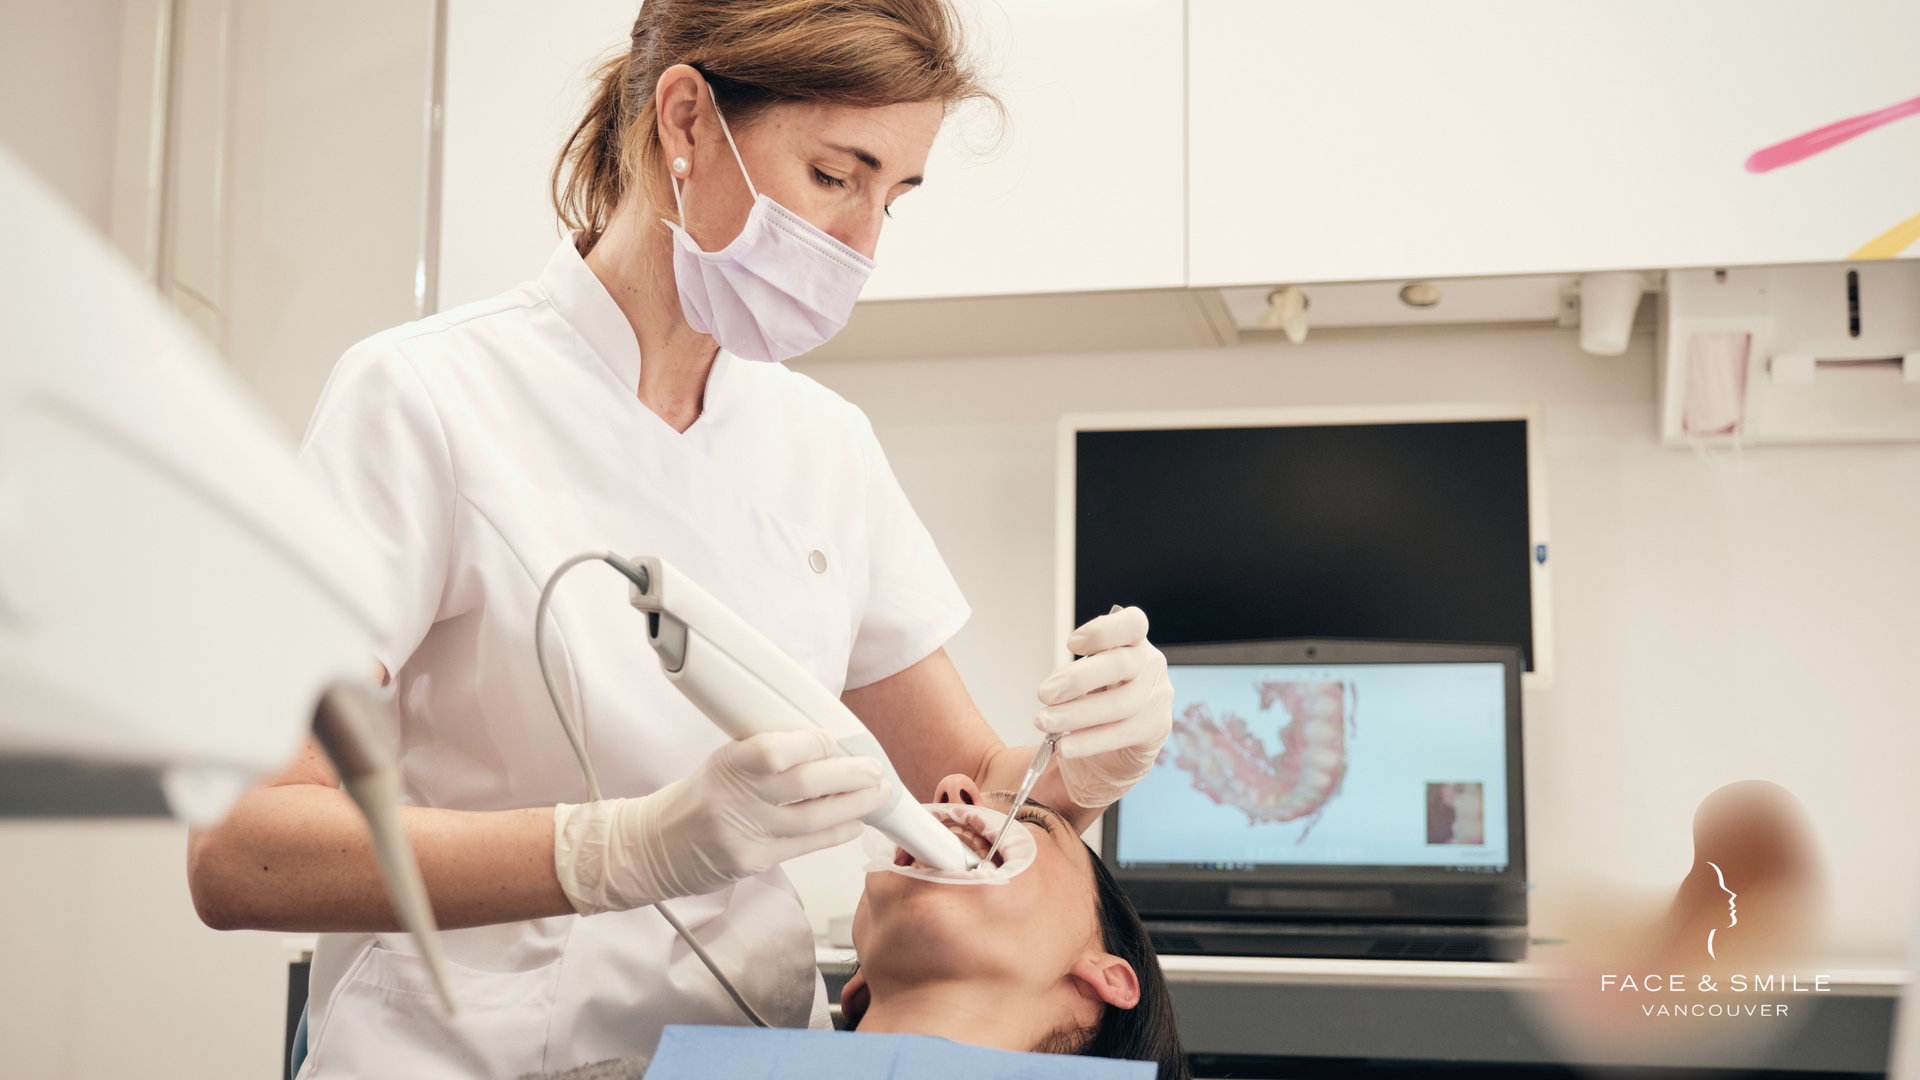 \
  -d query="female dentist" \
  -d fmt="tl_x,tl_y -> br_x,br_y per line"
187,1 -> 1172,1076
